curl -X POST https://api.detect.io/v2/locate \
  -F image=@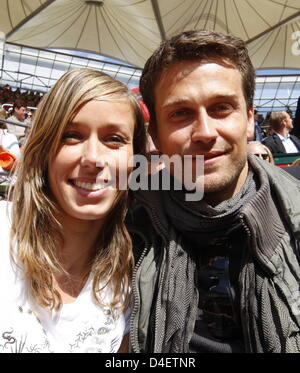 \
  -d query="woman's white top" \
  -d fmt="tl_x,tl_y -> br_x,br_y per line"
0,202 -> 129,353
0,129 -> 21,174
0,129 -> 21,158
